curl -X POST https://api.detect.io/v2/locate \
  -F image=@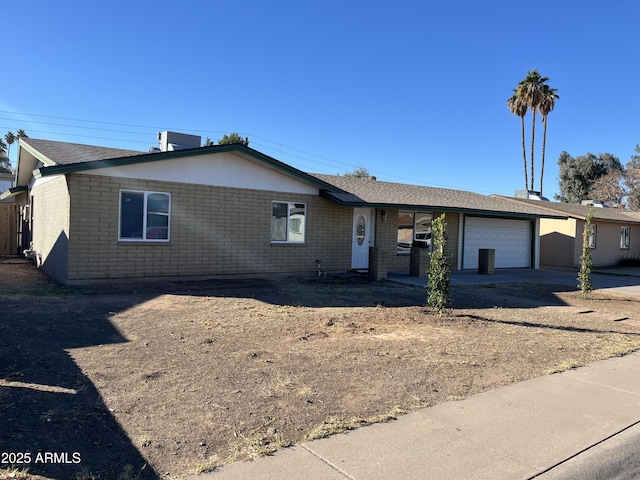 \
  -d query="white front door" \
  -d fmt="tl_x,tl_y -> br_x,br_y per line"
351,208 -> 374,269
